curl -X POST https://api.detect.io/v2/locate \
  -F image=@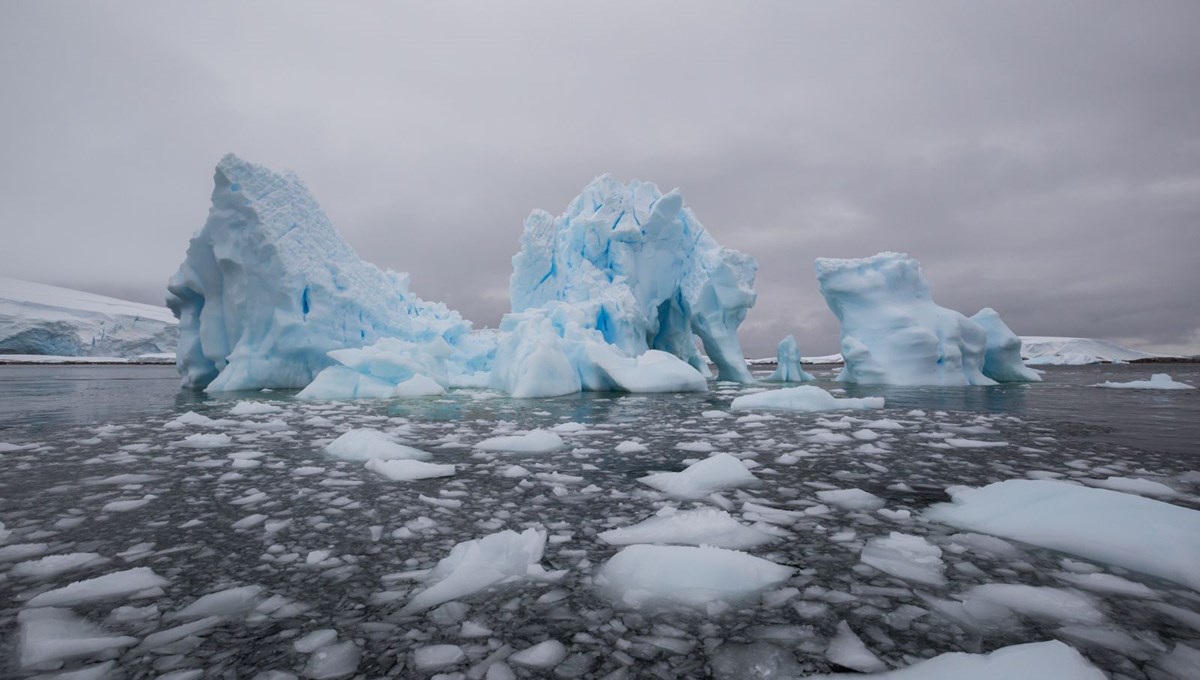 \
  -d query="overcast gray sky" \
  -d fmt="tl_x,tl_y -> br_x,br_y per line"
2,1 -> 1198,357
